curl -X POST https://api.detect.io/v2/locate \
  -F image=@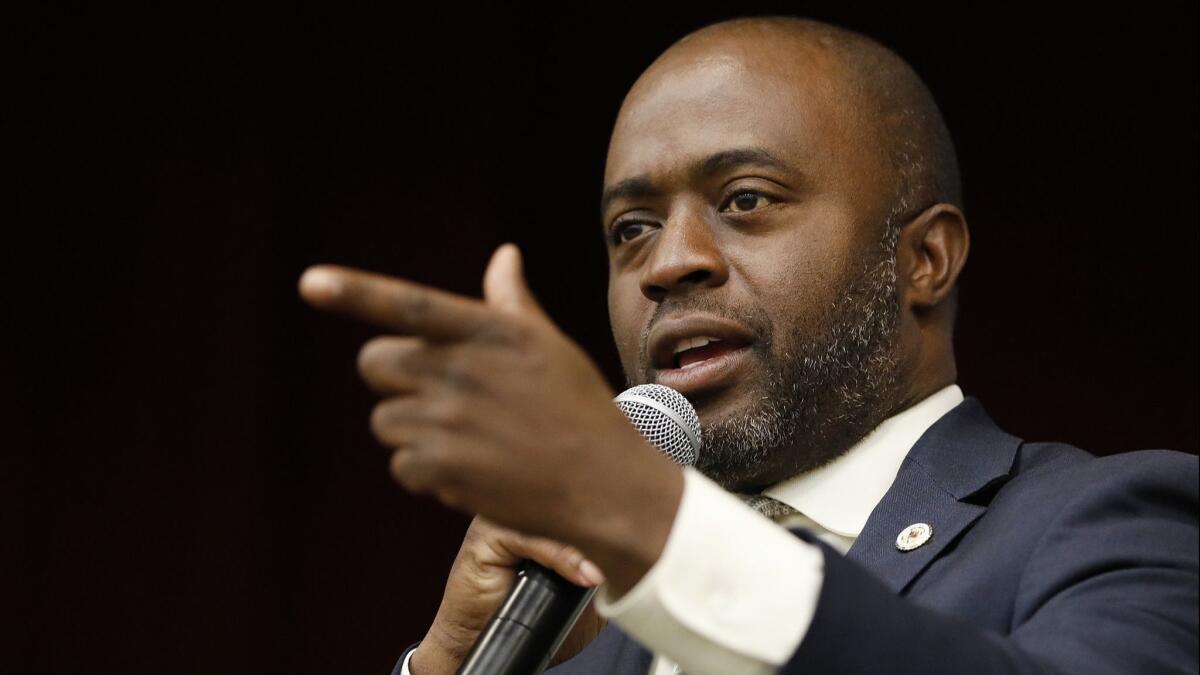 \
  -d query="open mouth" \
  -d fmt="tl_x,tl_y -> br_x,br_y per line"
671,336 -> 744,369
647,315 -> 757,395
